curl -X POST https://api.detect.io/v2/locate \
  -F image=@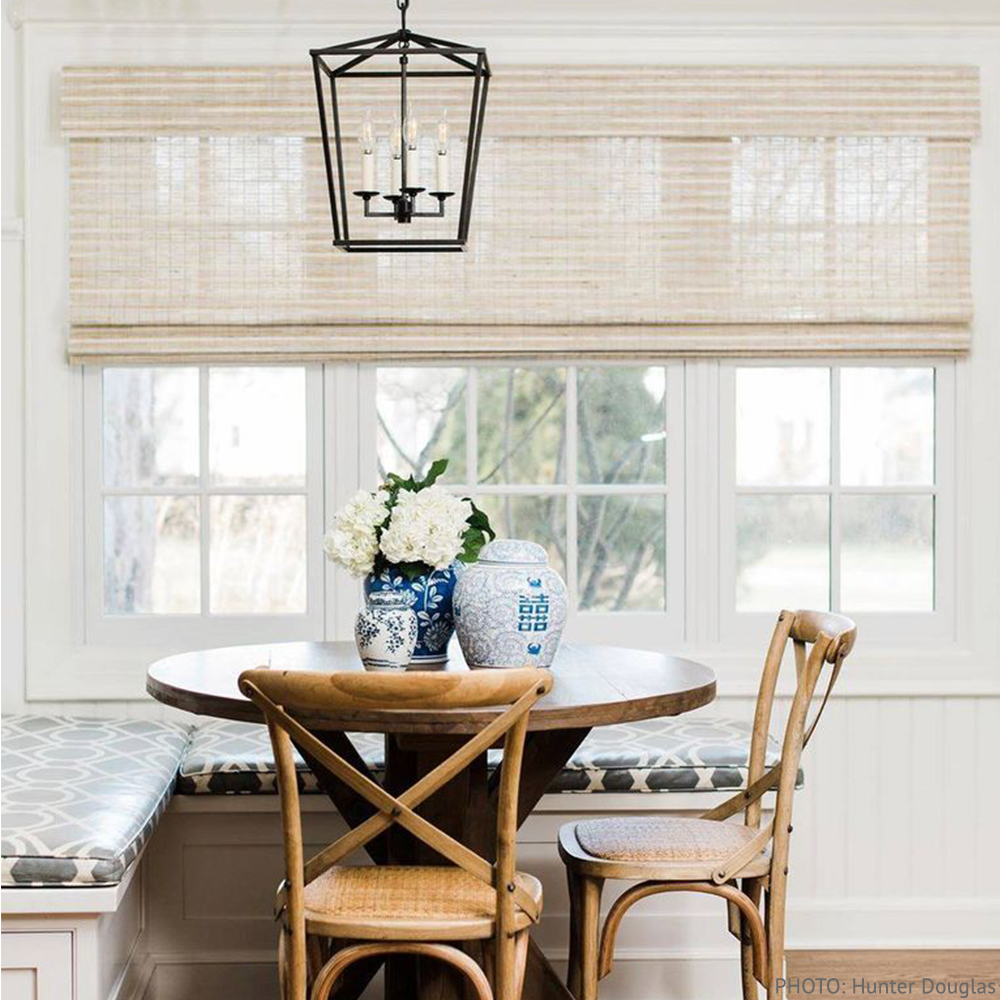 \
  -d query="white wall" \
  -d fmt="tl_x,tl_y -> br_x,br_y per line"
2,0 -> 999,966
2,0 -> 26,714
